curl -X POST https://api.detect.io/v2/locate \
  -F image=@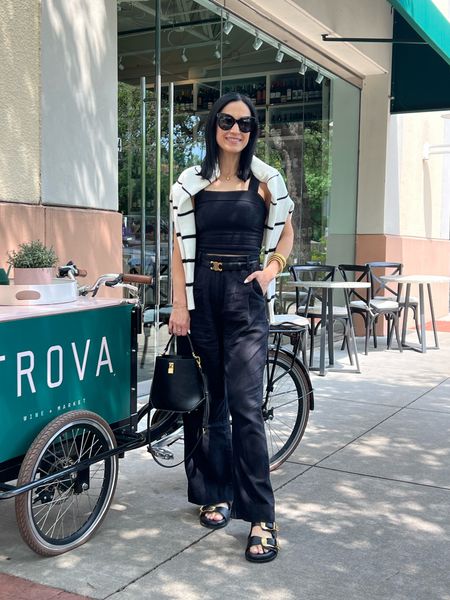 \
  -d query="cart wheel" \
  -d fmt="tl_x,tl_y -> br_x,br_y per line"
15,410 -> 118,556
